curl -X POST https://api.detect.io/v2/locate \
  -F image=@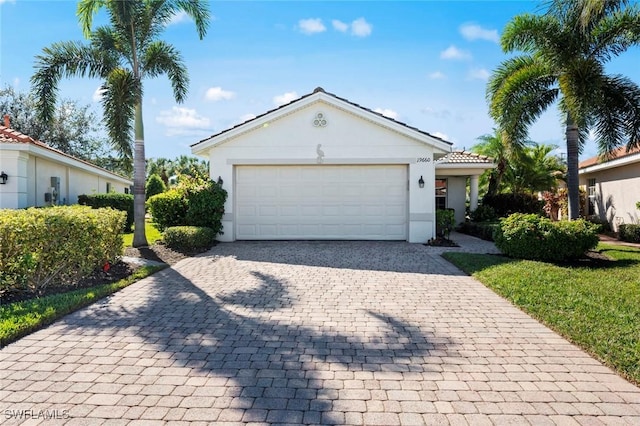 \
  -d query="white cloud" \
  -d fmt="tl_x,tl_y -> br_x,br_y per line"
168,11 -> 189,25
238,113 -> 256,124
273,91 -> 299,106
428,71 -> 446,80
440,45 -> 471,60
298,18 -> 326,35
460,23 -> 499,43
0,0 -> 16,4
432,131 -> 450,141
92,87 -> 106,102
12,77 -> 20,88
205,86 -> 235,101
468,68 -> 491,80
351,17 -> 372,37
373,108 -> 399,120
332,19 -> 349,33
156,106 -> 210,136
